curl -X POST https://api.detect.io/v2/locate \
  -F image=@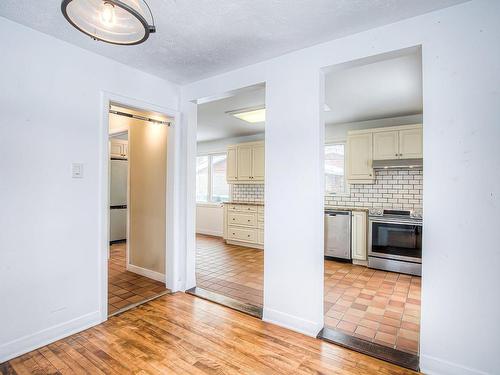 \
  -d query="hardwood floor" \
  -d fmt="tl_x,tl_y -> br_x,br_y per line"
1,293 -> 419,374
